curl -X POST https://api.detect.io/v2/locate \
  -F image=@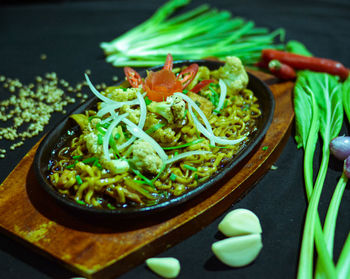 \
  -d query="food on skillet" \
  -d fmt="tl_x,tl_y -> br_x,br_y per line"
47,54 -> 261,209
